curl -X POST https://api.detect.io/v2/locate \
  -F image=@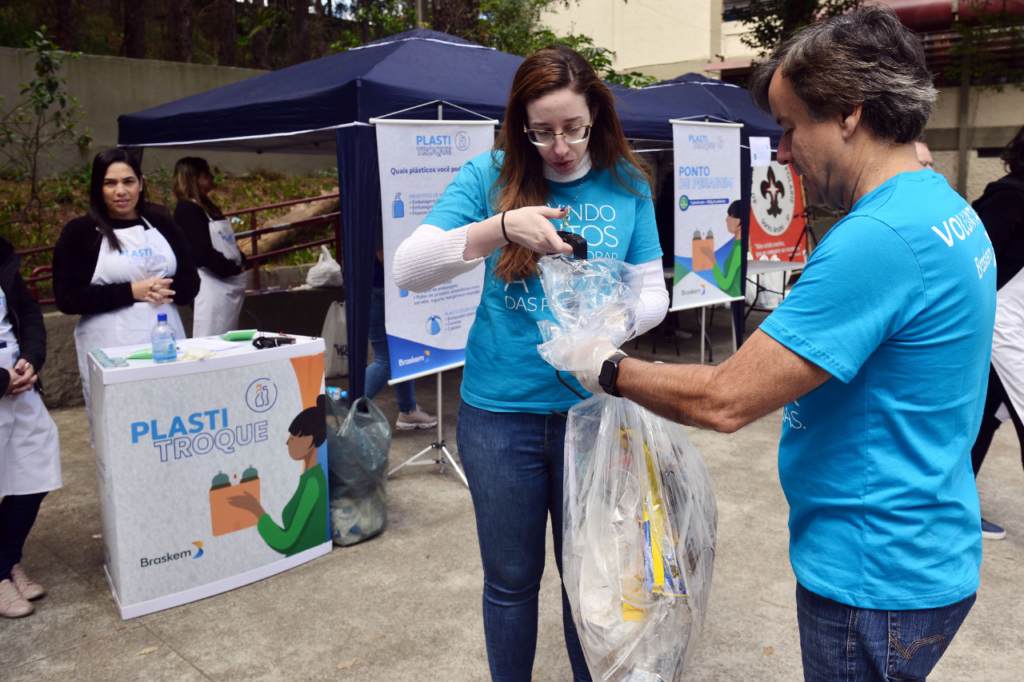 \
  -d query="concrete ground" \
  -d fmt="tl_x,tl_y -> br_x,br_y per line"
2,309 -> 1022,681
